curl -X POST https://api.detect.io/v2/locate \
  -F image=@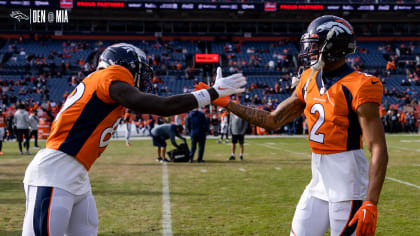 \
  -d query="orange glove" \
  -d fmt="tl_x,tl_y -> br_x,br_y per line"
348,201 -> 377,236
194,82 -> 231,107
